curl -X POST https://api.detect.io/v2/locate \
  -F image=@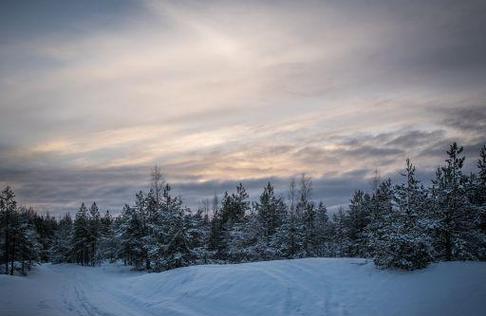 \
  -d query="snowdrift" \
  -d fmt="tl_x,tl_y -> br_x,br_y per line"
1,258 -> 485,316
